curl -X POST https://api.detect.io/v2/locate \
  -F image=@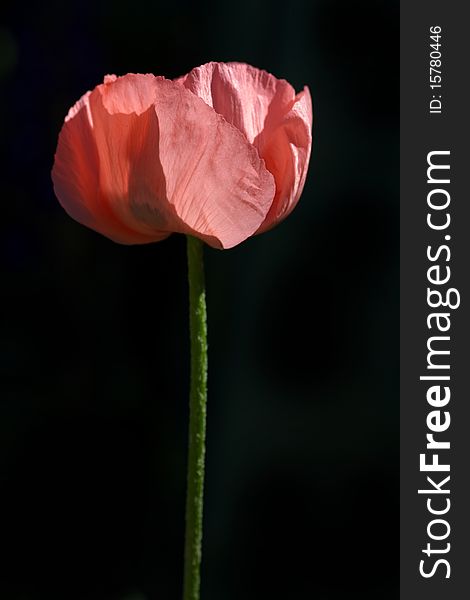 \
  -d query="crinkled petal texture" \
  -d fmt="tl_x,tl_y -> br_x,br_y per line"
177,62 -> 313,233
52,73 -> 276,248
